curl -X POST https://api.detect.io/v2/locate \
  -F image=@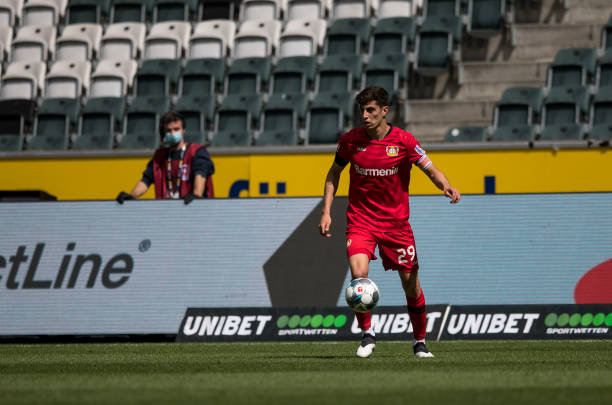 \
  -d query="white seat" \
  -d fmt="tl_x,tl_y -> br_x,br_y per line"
11,25 -> 57,62
45,60 -> 91,98
331,0 -> 377,18
286,0 -> 329,20
22,0 -> 68,26
0,27 -> 13,62
240,0 -> 287,21
189,20 -> 236,59
90,59 -> 137,97
378,0 -> 413,17
56,23 -> 103,61
0,0 -> 24,27
0,61 -> 46,99
233,19 -> 281,58
100,23 -> 146,60
279,19 -> 326,57
144,21 -> 191,59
